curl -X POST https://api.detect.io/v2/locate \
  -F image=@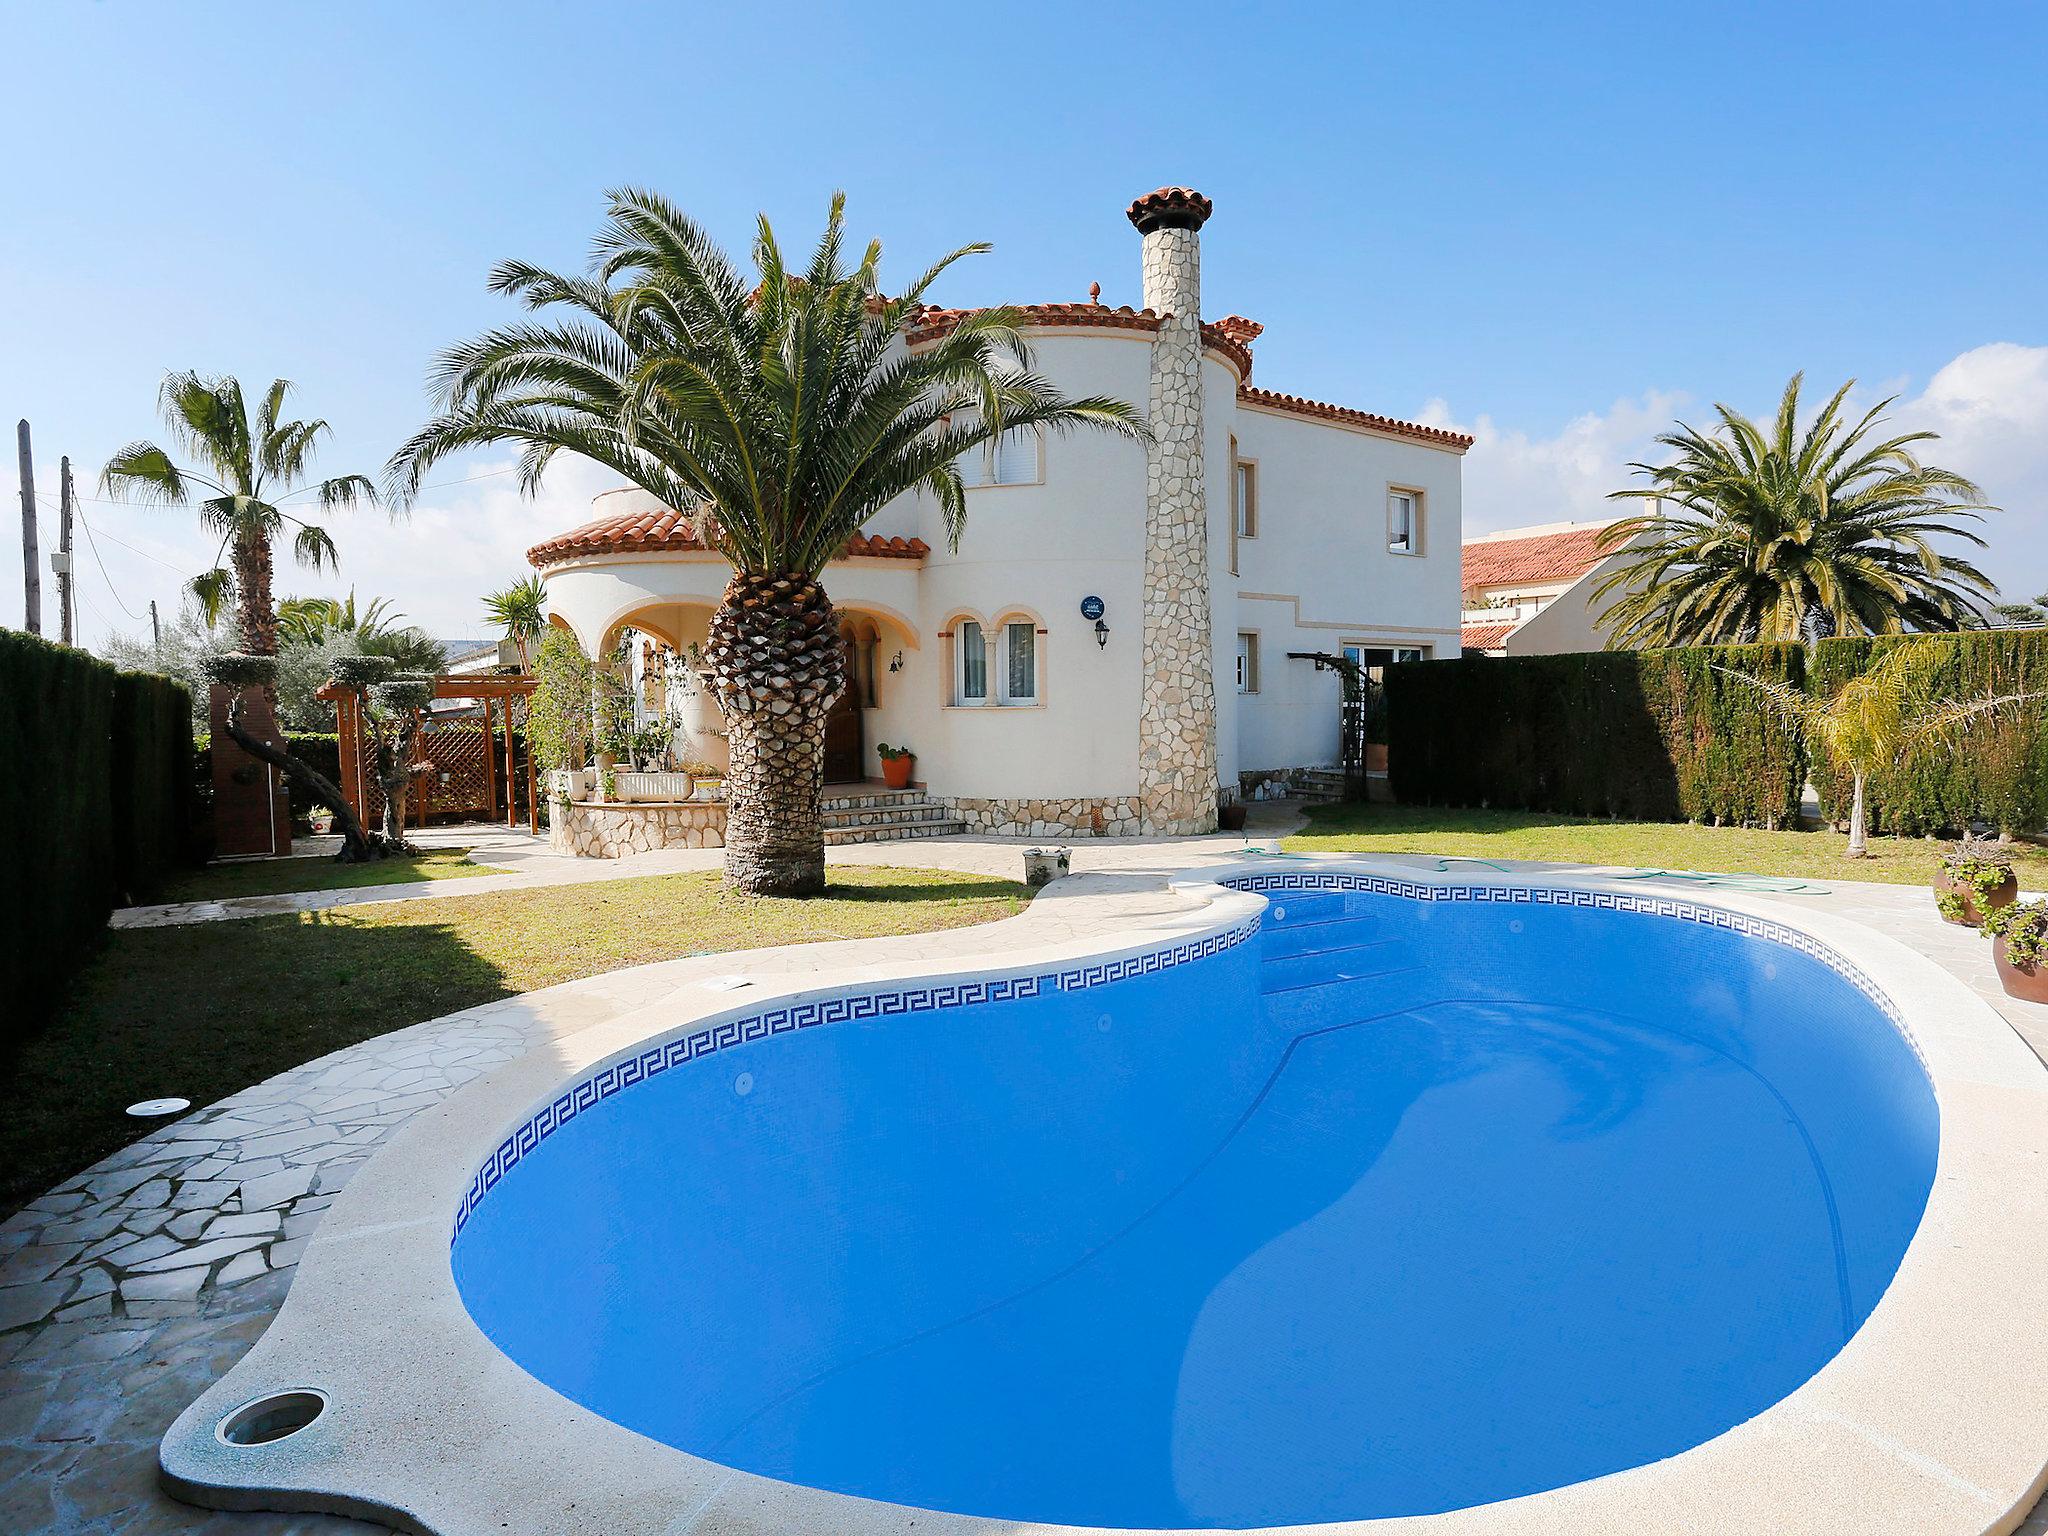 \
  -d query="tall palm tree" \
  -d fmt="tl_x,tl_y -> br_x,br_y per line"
1594,374 -> 1998,647
388,188 -> 1146,894
481,574 -> 547,670
101,373 -> 376,658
